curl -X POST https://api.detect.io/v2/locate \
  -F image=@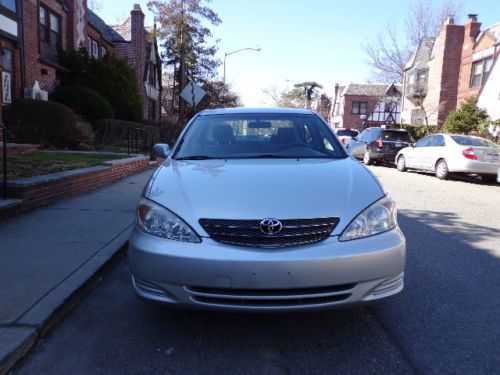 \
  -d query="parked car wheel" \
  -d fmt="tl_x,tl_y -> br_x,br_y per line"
363,150 -> 373,165
396,156 -> 407,172
435,159 -> 449,180
481,174 -> 498,184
